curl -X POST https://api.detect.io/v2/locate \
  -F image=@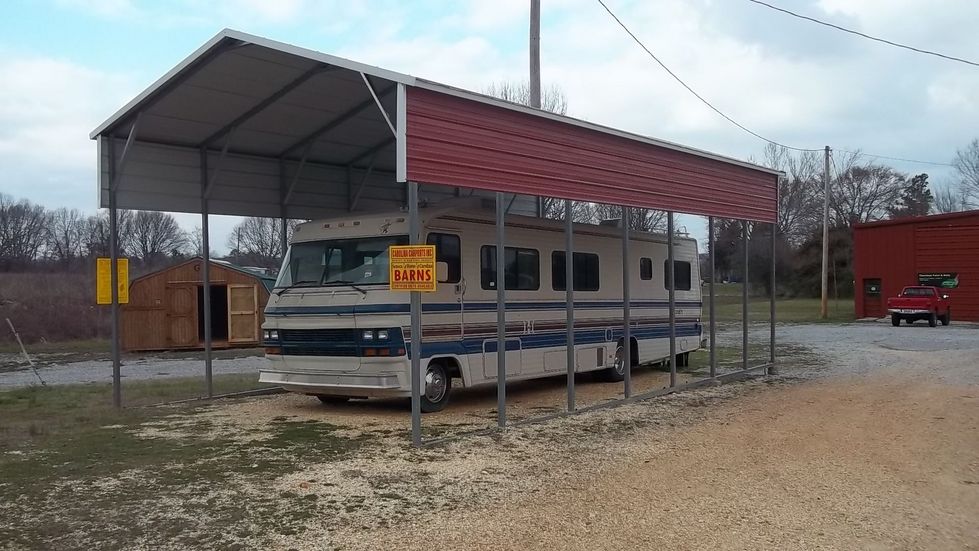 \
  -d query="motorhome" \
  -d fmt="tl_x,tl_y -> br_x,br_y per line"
259,200 -> 704,412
